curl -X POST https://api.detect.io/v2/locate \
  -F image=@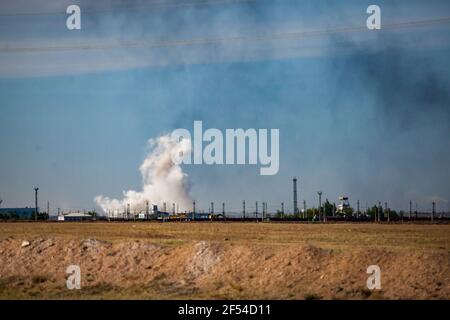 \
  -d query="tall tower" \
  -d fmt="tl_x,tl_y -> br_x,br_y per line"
293,177 -> 299,215
34,187 -> 39,221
